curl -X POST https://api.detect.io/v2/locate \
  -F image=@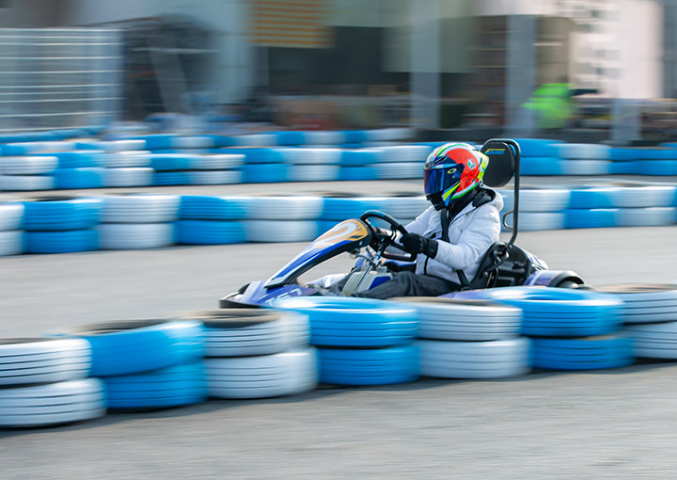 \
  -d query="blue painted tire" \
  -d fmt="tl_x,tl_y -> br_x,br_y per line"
22,196 -> 103,231
103,362 -> 208,410
317,345 -> 419,385
241,163 -> 289,183
515,139 -> 562,157
25,229 -> 99,253
153,171 -> 191,186
179,195 -> 252,220
532,335 -> 634,370
274,297 -> 418,347
340,150 -> 383,167
321,196 -> 391,221
520,157 -> 563,176
229,148 -> 286,164
342,130 -> 369,143
565,209 -> 618,229
568,188 -> 616,209
53,168 -> 104,189
176,220 -> 247,245
38,151 -> 104,169
338,166 -> 379,181
451,287 -> 623,338
150,154 -> 197,171
60,319 -> 205,377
